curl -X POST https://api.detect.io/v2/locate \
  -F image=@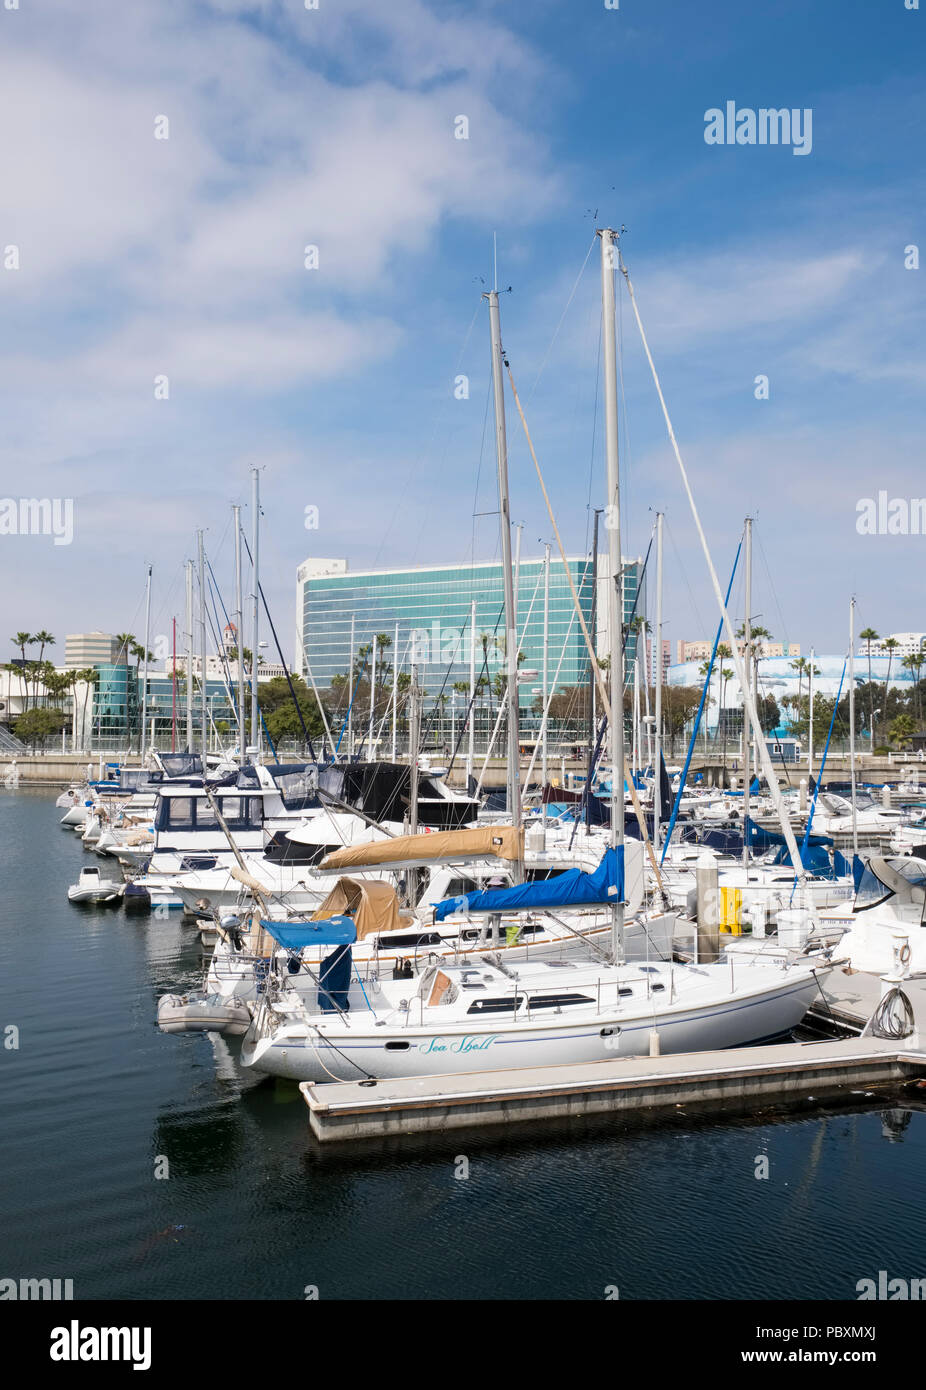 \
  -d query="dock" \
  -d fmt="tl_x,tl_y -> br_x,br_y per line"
300,1032 -> 926,1145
